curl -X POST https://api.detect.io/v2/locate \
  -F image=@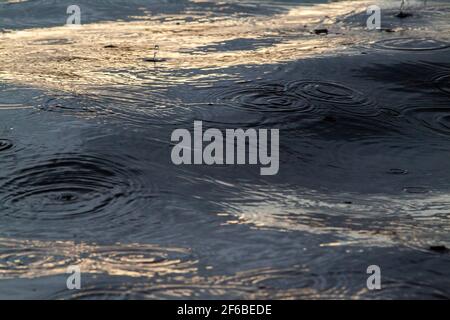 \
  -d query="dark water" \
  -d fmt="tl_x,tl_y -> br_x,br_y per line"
1,0 -> 450,299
